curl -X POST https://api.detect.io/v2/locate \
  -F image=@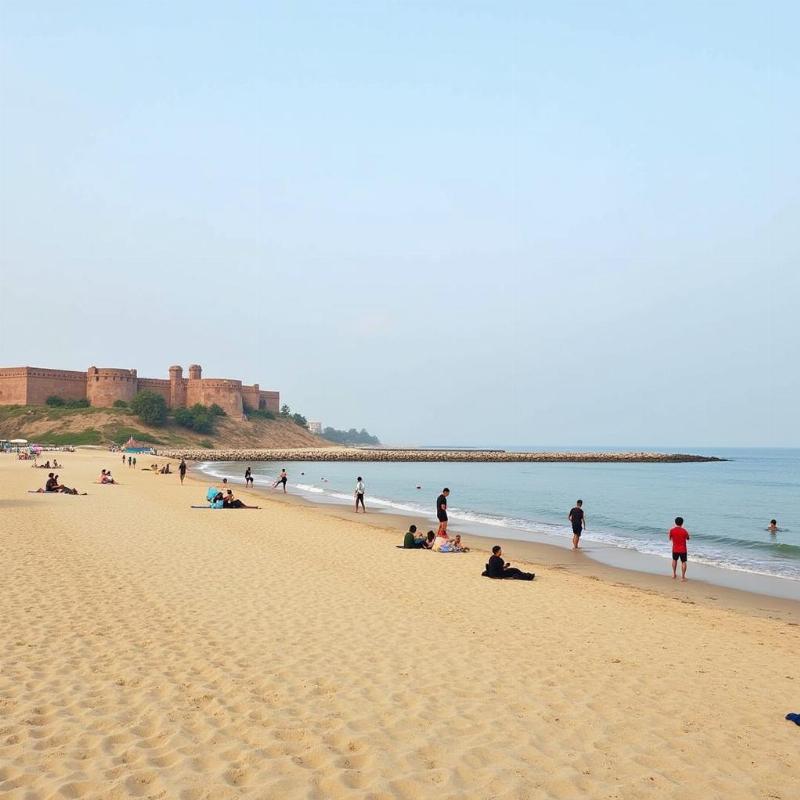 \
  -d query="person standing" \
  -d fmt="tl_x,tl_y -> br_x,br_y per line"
132,457 -> 136,468
273,469 -> 288,492
436,488 -> 450,534
122,453 -> 125,465
568,499 -> 586,550
669,516 -> 690,581
245,467 -> 253,487
179,458 -> 187,485
354,476 -> 366,513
